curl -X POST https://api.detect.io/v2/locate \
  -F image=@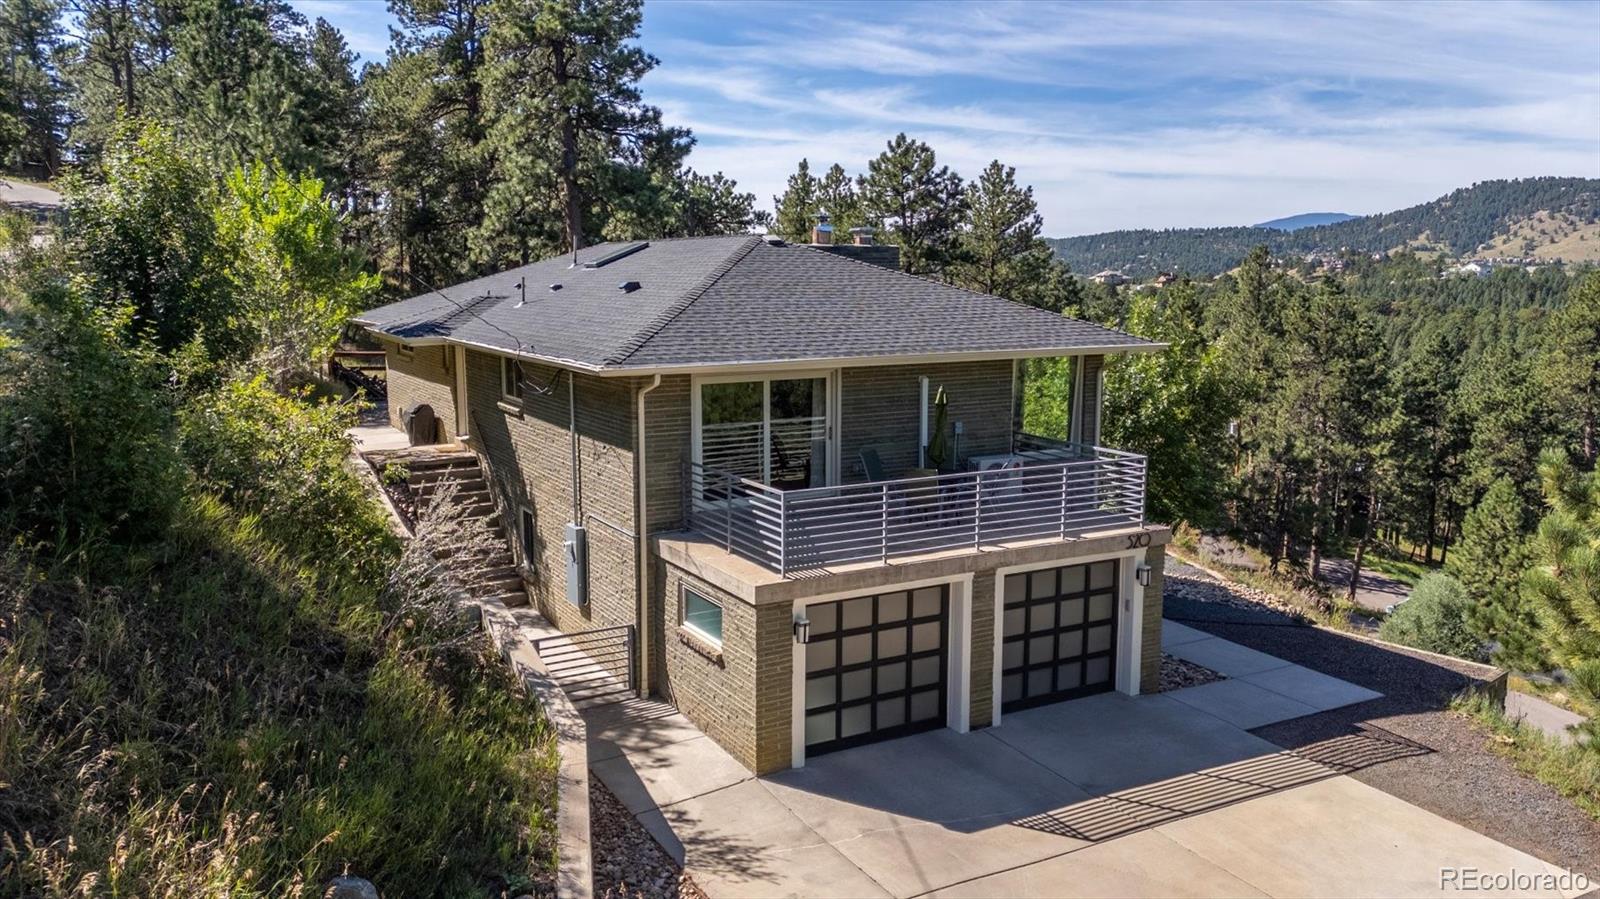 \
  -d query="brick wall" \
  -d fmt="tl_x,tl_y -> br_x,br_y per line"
643,374 -> 692,532
465,350 -> 638,637
969,571 -> 995,728
839,360 -> 1014,480
386,344 -> 457,439
1079,354 -> 1103,446
655,561 -> 755,765
1142,544 -> 1165,691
